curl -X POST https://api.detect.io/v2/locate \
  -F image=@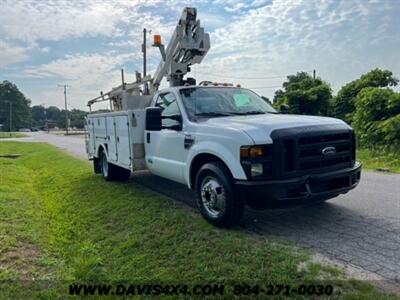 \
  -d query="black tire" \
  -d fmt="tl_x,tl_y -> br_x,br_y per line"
93,157 -> 101,174
100,150 -> 131,181
195,161 -> 244,227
